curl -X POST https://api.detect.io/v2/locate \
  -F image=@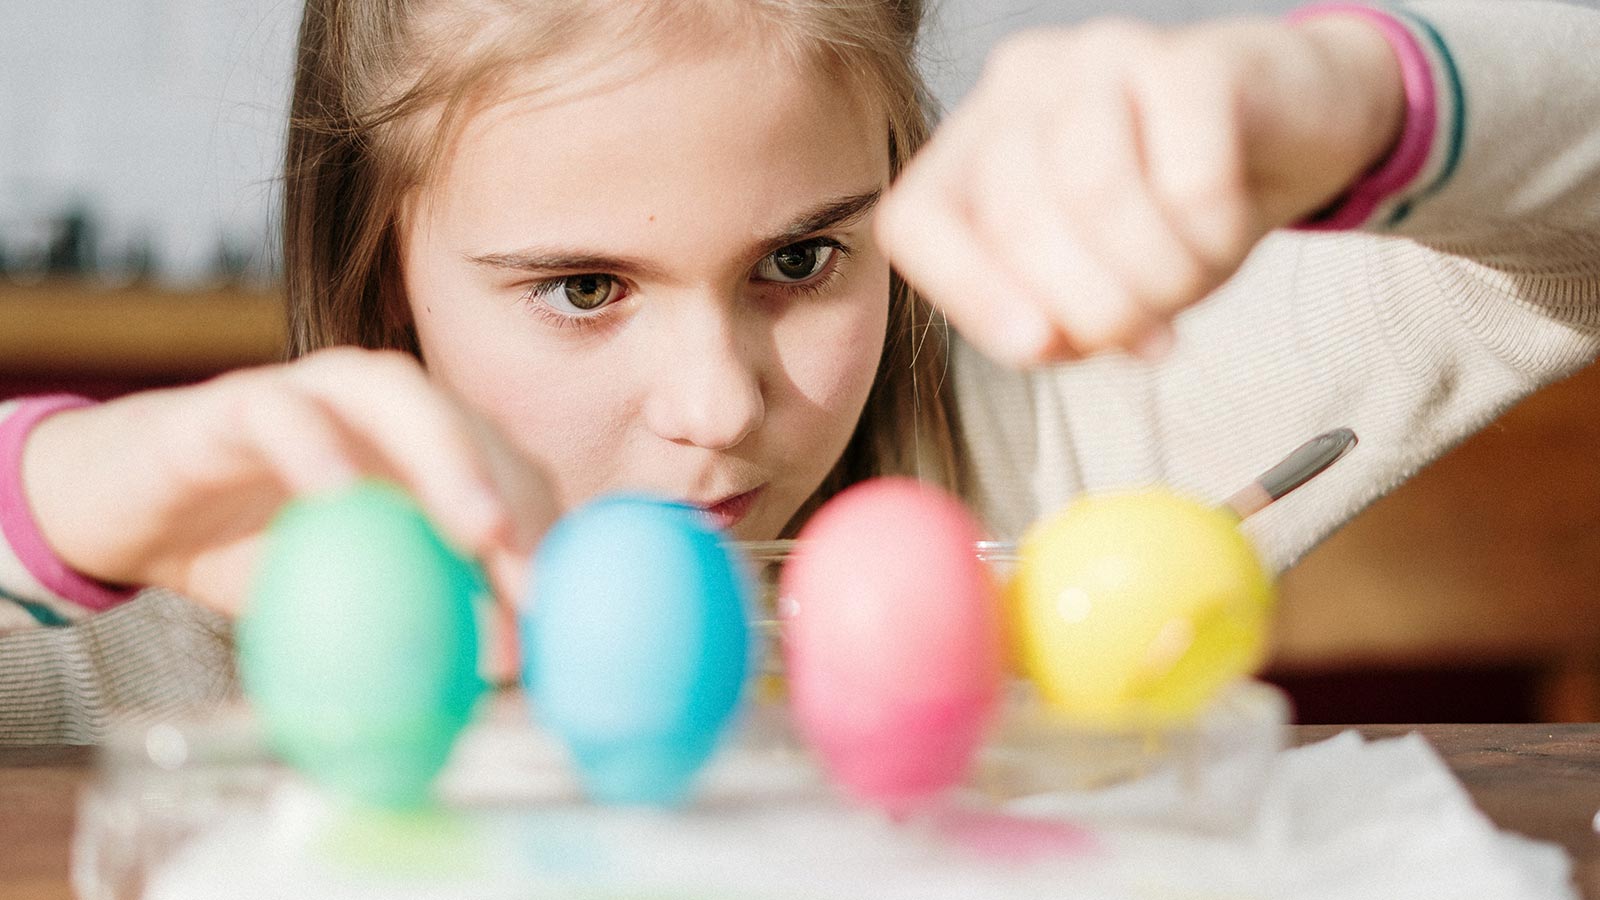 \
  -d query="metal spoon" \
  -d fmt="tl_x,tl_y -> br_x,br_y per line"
734,427 -> 1359,563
